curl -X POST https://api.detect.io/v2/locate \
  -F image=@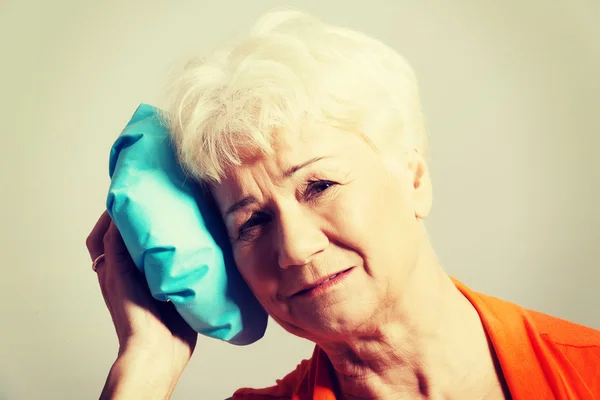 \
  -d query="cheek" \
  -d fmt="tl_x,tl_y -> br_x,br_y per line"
233,244 -> 280,298
324,172 -> 416,275
233,250 -> 292,321
328,175 -> 407,242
